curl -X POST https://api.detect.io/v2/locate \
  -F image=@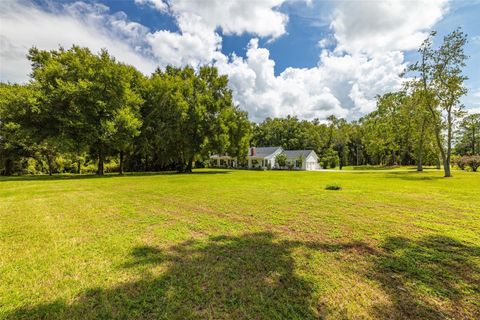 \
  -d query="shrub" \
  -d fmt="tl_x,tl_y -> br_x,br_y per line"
105,159 -> 119,173
466,155 -> 480,172
455,156 -> 467,170
326,183 -> 342,190
329,158 -> 338,169
276,153 -> 287,169
195,161 -> 205,169
456,155 -> 480,172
